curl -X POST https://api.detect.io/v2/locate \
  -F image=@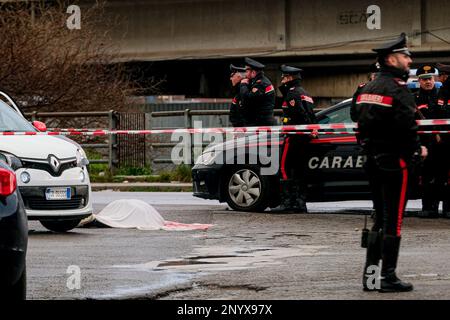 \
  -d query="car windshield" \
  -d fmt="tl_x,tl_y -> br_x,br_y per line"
0,101 -> 36,132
